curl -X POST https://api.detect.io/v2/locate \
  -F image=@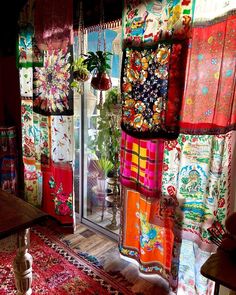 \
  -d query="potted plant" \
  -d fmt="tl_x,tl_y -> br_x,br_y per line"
92,157 -> 114,193
71,57 -> 90,93
83,51 -> 112,91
